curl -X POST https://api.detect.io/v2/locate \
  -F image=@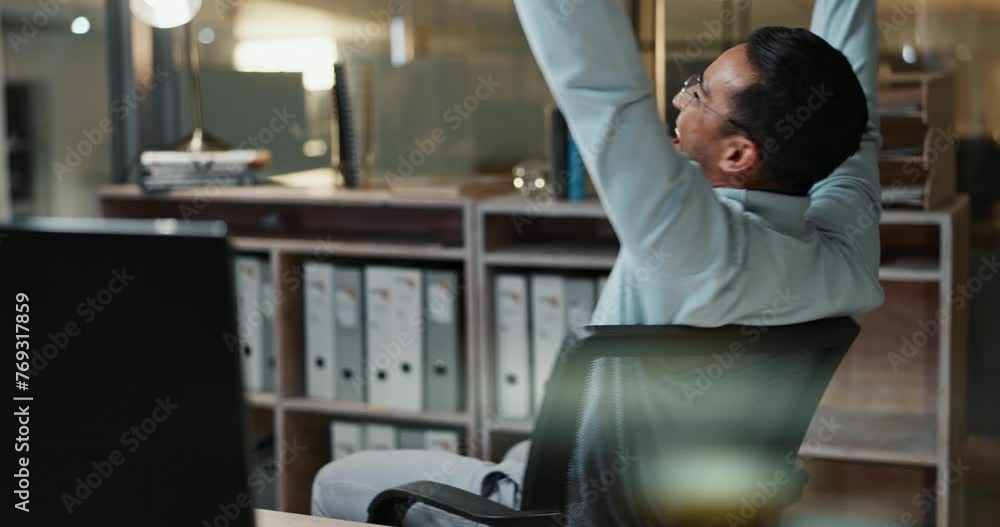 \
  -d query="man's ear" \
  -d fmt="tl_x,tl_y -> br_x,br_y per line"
717,136 -> 759,176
